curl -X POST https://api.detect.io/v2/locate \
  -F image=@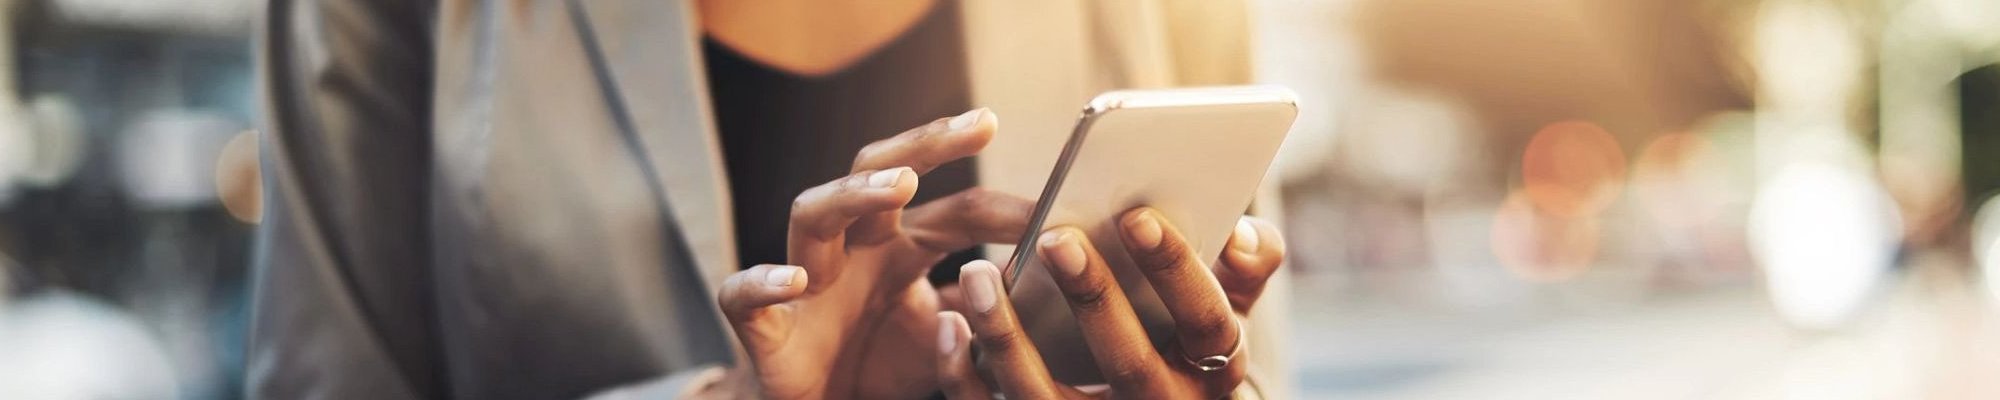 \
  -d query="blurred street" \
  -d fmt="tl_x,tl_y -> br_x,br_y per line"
1291,259 -> 2000,399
